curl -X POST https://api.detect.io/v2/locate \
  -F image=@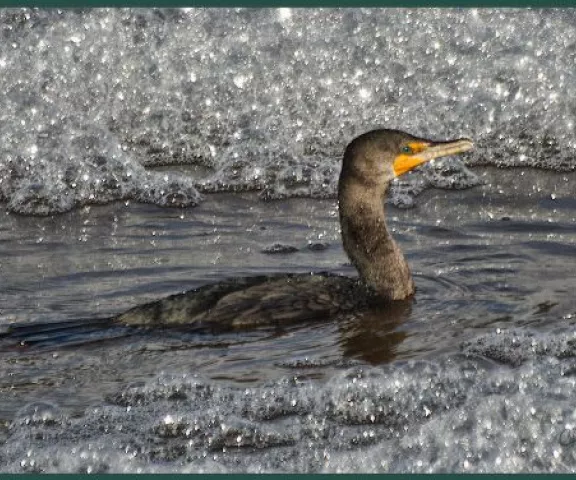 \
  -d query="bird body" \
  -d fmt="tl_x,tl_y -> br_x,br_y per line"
116,129 -> 473,329
116,273 -> 369,330
1,129 -> 473,344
